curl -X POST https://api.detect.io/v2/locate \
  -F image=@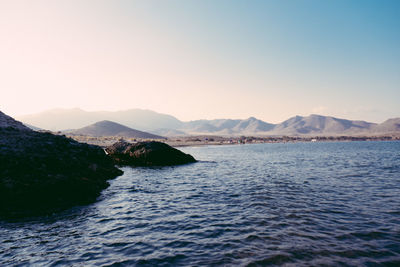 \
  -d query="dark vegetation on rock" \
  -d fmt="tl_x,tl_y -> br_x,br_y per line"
0,112 -> 123,217
106,141 -> 197,166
